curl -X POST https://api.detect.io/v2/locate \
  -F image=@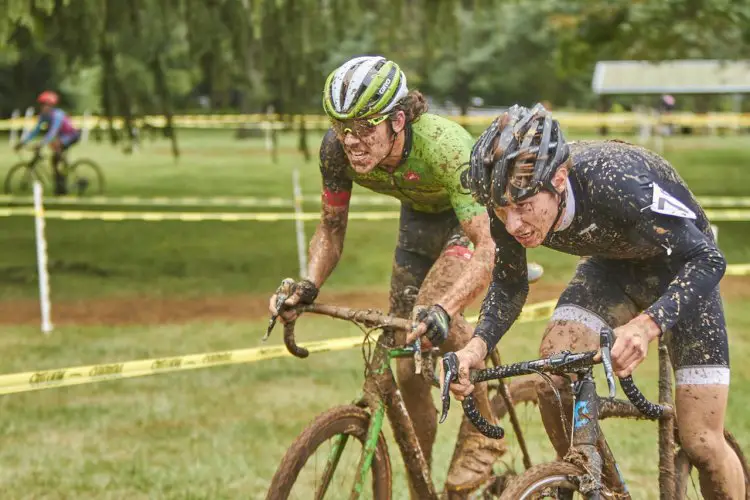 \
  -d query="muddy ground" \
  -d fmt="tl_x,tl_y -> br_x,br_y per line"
0,277 -> 747,327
